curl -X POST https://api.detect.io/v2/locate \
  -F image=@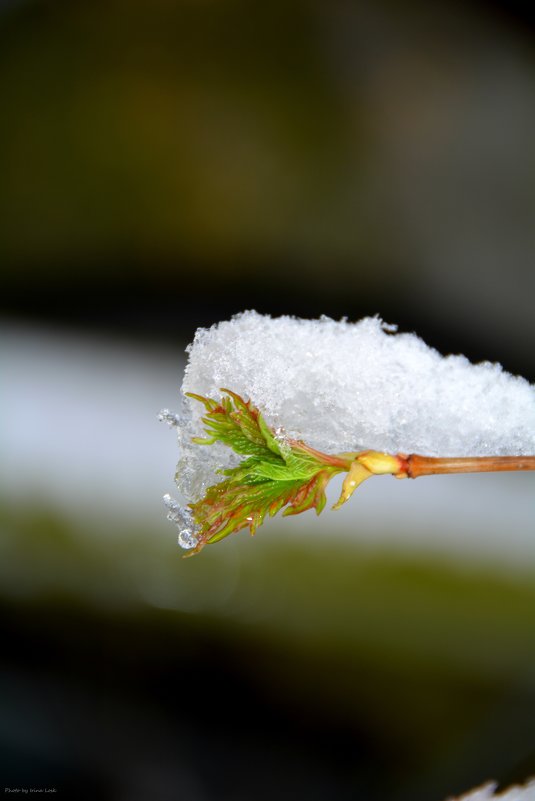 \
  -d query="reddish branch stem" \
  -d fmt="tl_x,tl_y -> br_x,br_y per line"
403,454 -> 535,479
